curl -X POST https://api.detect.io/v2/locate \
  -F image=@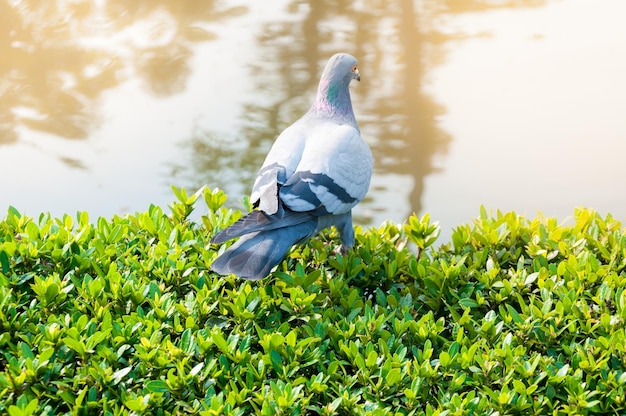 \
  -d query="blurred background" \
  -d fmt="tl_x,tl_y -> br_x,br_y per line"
1,0 -> 625,241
